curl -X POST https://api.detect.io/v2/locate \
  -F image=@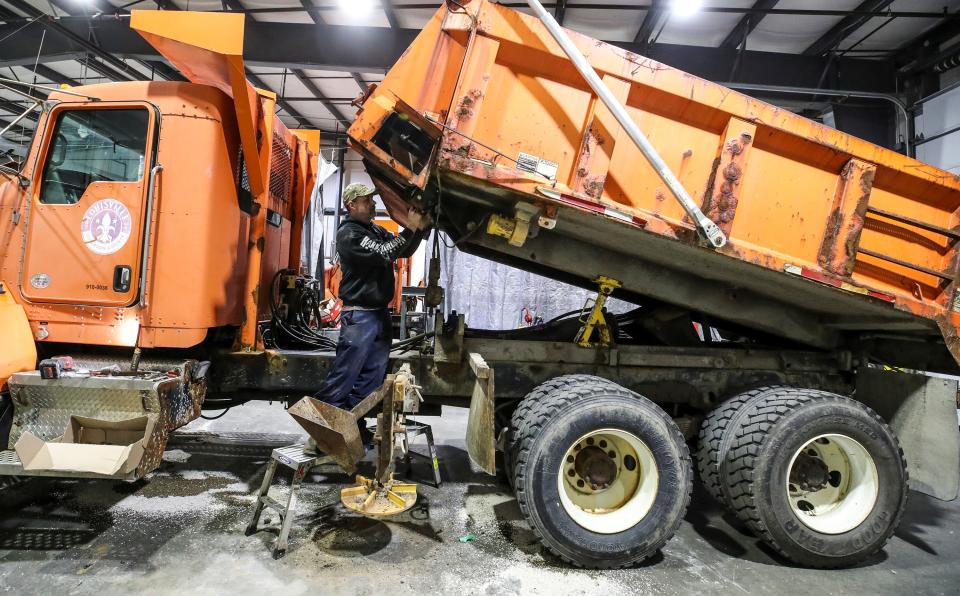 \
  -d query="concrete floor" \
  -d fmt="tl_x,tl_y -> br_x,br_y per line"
0,402 -> 957,596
